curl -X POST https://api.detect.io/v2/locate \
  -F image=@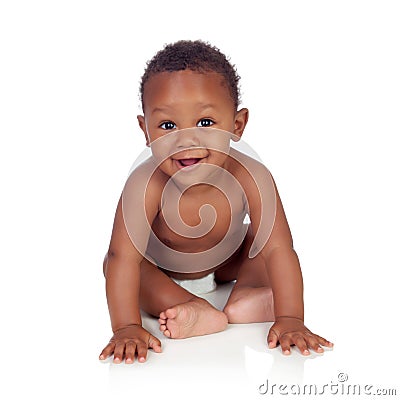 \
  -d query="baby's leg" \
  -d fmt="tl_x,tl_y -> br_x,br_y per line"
139,257 -> 193,317
139,258 -> 228,338
217,233 -> 275,323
